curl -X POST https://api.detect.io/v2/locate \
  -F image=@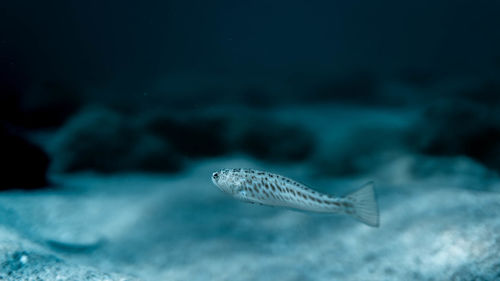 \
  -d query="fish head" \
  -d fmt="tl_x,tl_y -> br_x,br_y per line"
211,169 -> 238,195
211,169 -> 259,204
212,169 -> 249,195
